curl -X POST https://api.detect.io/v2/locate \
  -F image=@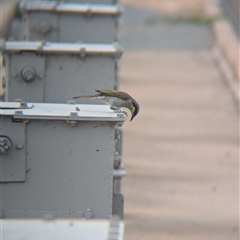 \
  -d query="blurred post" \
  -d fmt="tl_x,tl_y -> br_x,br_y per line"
0,0 -> 19,38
